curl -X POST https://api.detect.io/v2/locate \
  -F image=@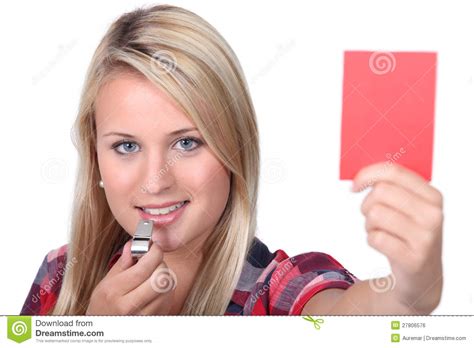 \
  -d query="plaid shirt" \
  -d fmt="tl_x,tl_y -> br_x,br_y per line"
20,237 -> 358,315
